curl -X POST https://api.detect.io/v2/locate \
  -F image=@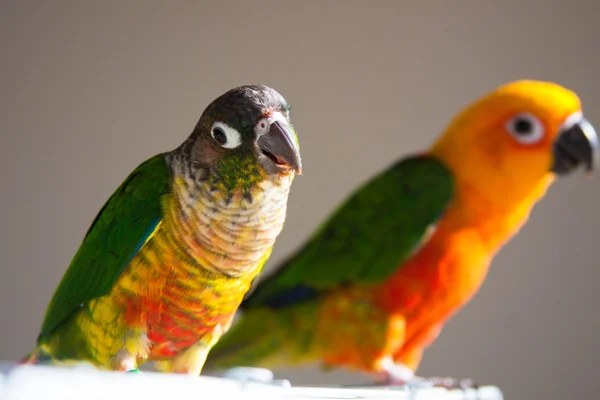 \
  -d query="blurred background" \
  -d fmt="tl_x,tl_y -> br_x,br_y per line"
1,1 -> 599,399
